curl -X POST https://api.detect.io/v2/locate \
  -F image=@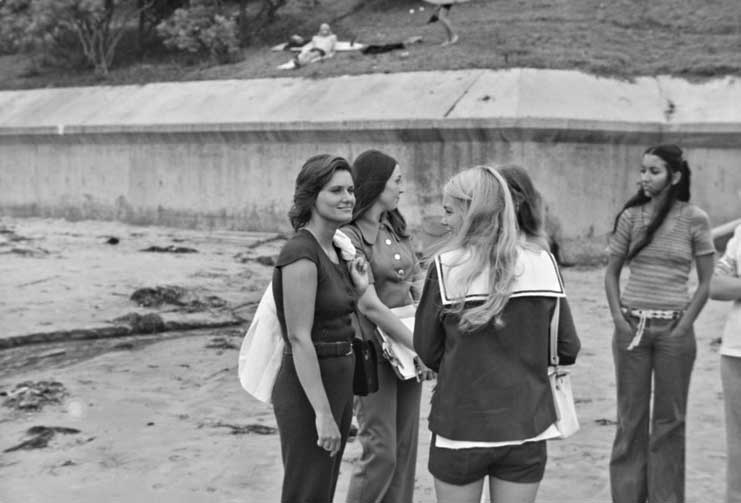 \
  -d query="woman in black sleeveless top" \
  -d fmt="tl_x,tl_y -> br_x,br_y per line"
271,154 -> 368,503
